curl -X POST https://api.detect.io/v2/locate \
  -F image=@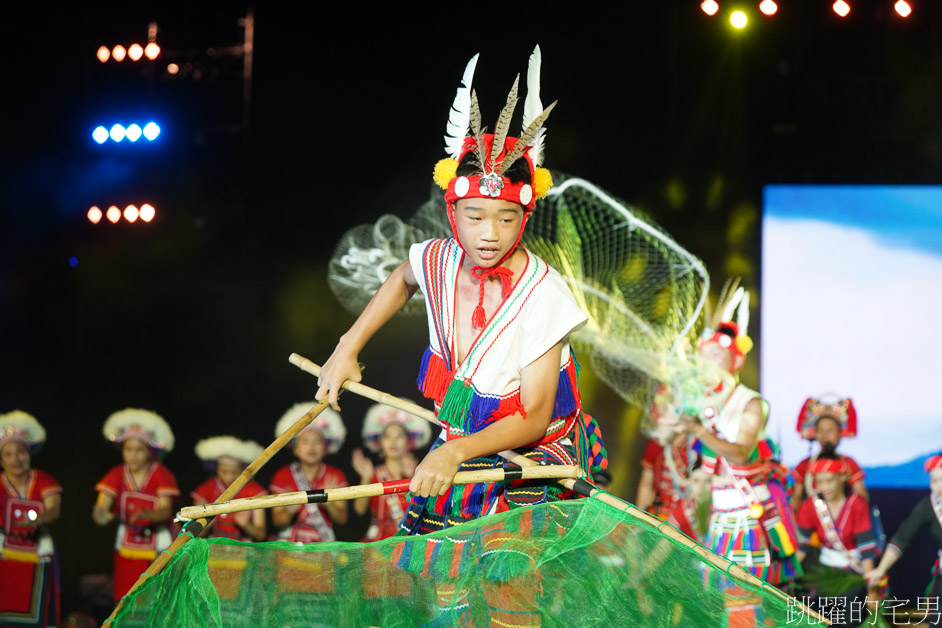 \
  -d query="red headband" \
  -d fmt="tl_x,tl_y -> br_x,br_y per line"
443,135 -> 539,211
925,454 -> 942,472
809,458 -> 847,475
